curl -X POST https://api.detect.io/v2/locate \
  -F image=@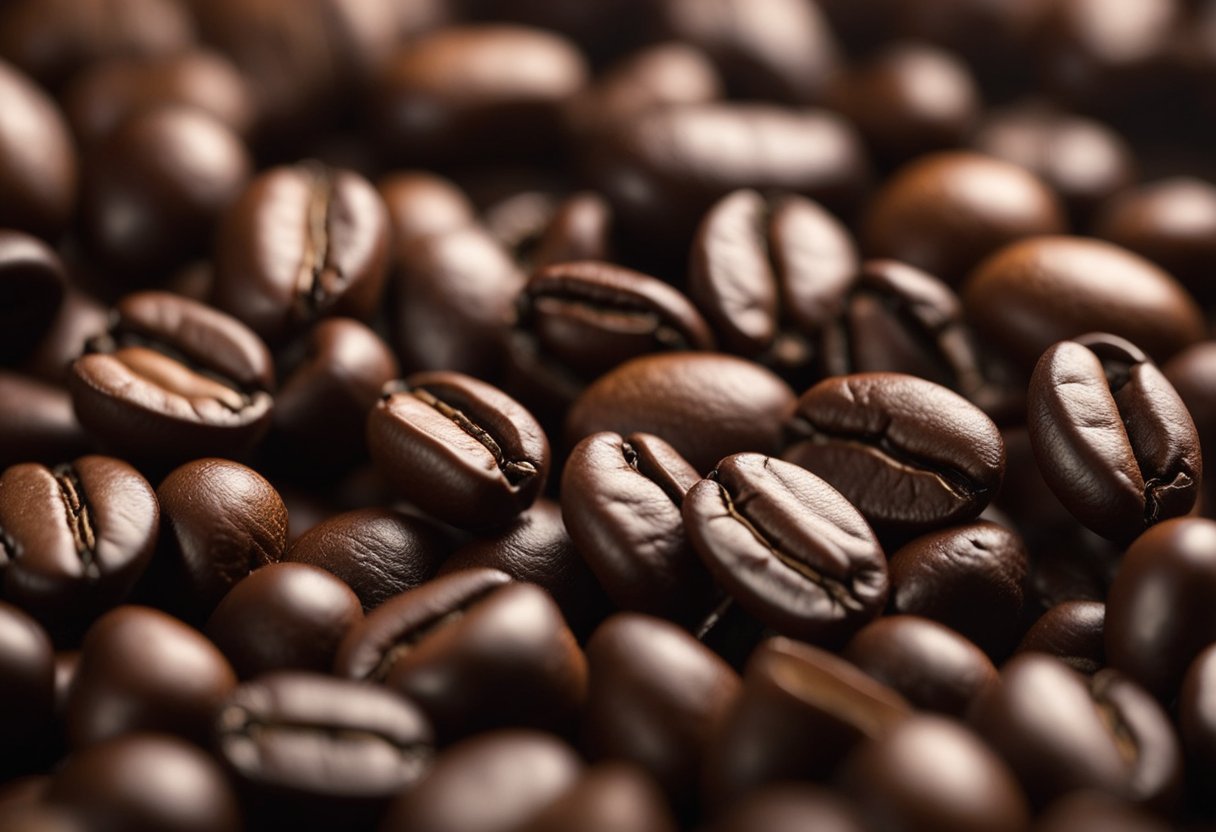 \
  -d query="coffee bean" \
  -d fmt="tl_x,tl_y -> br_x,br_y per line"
368,372 -> 549,530
1163,341 -> 1216,507
784,373 -> 1005,535
0,455 -> 158,630
213,163 -> 391,344
1106,518 -> 1216,700
334,569 -> 586,740
1179,644 -> 1216,788
1017,600 -> 1106,675
527,192 -> 615,270
708,785 -> 867,832
0,373 -> 91,470
514,763 -> 677,832
379,171 -> 476,255
1028,334 -> 1201,541
685,453 -> 888,642
68,292 -> 275,465
0,601 -> 54,748
0,231 -> 66,364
